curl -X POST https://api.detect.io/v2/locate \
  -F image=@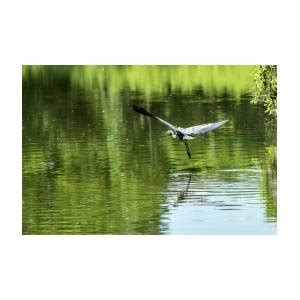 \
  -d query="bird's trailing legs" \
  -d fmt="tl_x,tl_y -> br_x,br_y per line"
184,140 -> 191,159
